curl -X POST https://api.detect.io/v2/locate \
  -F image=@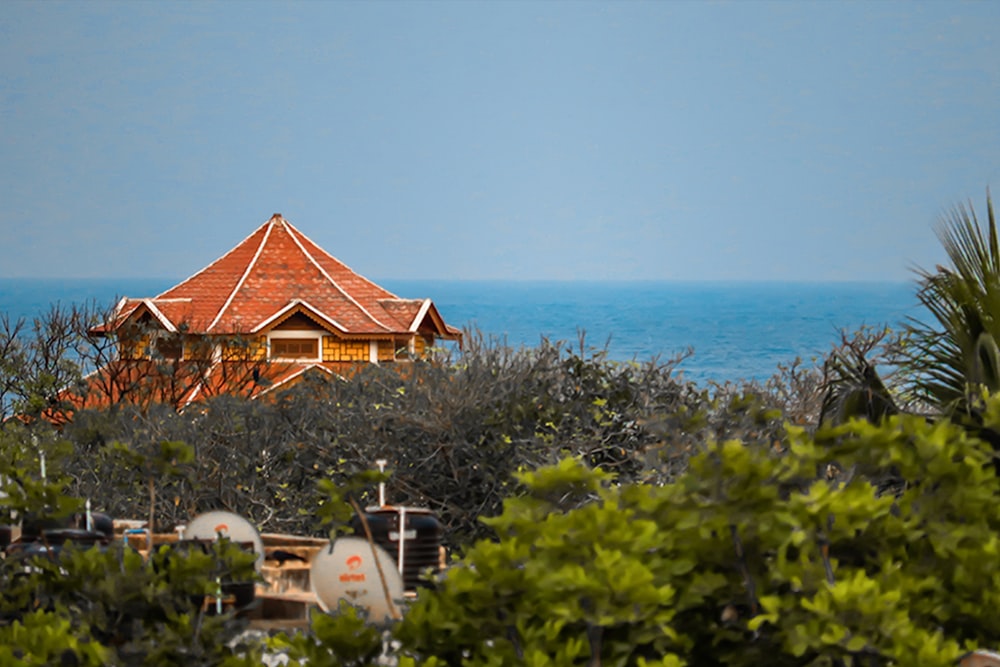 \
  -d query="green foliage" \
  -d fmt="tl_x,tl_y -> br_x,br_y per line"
270,603 -> 387,667
112,438 -> 196,475
314,468 -> 389,541
0,541 -> 262,666
0,416 -> 260,665
821,193 -> 1000,431
397,457 -> 686,666
906,193 -> 1000,412
390,400 -> 1000,666
22,397 -> 1000,665
111,438 -> 195,534
14,291 -> 1000,664
59,335 -> 794,546
0,422 -> 81,522
0,610 -> 111,666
